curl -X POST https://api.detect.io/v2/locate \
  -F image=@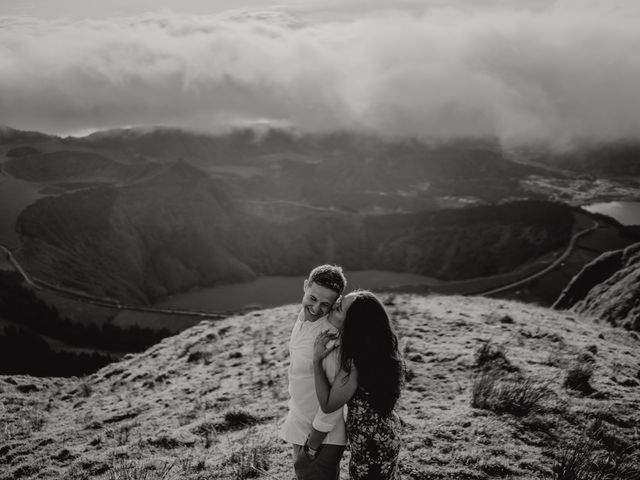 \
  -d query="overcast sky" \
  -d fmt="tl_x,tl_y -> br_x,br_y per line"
1,0 -> 639,147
